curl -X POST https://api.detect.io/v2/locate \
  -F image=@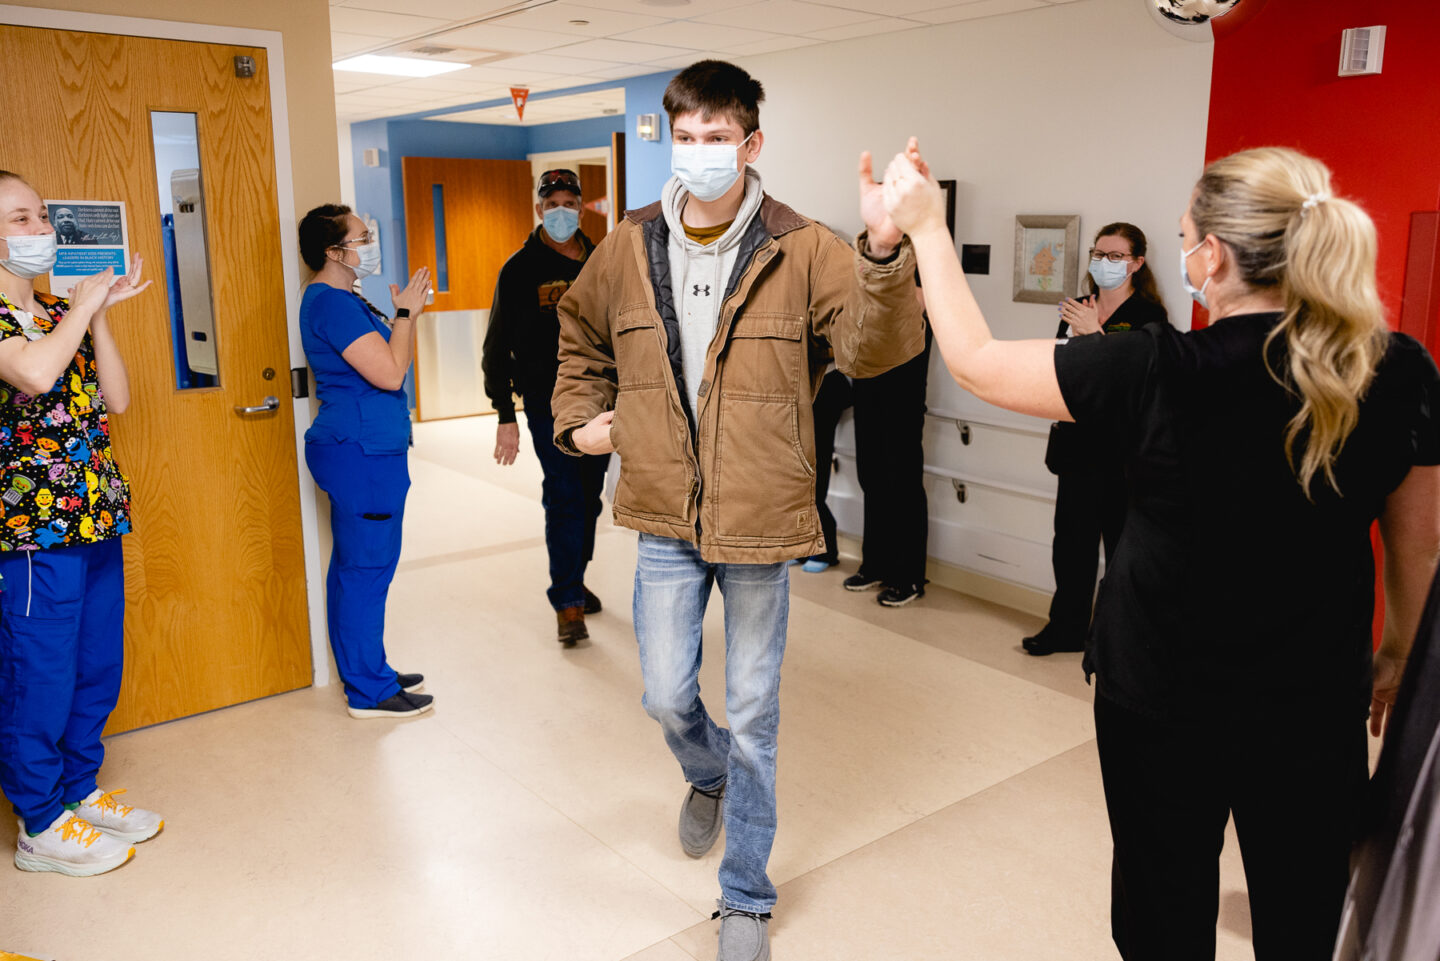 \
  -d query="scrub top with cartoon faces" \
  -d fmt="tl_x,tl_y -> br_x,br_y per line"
0,291 -> 132,552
